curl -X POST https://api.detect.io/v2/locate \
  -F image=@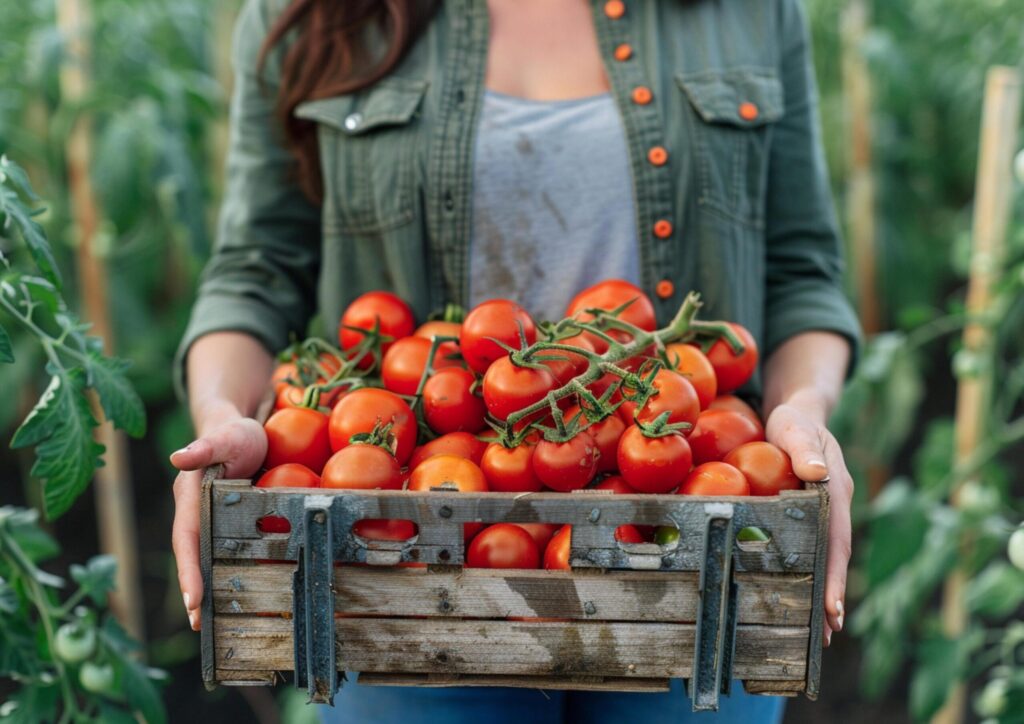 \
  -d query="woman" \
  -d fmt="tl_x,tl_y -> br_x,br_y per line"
170,0 -> 859,721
